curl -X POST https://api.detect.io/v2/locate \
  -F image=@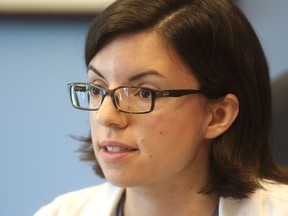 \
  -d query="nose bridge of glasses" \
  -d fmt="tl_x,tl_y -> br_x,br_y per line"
101,88 -> 111,97
98,88 -> 120,110
101,87 -> 132,110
